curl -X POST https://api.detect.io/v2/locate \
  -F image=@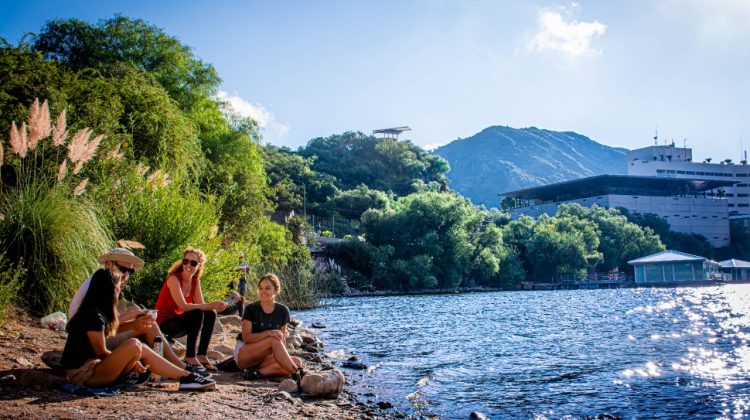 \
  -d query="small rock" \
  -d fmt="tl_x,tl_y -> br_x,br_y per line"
311,322 -> 327,329
300,369 -> 345,398
272,390 -> 297,404
289,318 -> 301,327
347,355 -> 360,362
218,315 -> 242,330
278,379 -> 299,393
342,360 -> 368,370
312,355 -> 324,363
377,401 -> 393,410
15,357 -> 32,367
470,412 -> 487,420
